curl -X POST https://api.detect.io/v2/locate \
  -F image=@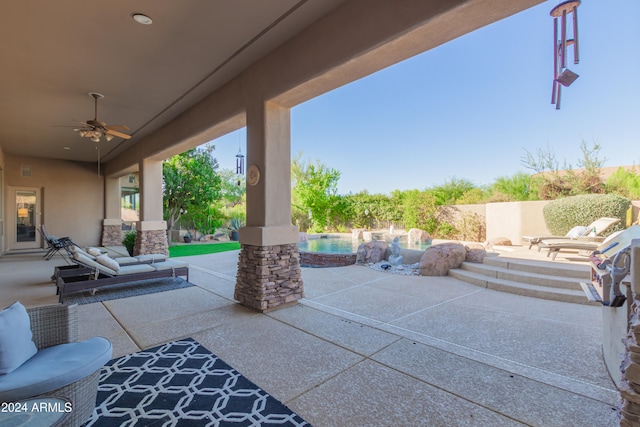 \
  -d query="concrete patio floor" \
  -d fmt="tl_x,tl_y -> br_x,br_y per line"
0,247 -> 620,426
